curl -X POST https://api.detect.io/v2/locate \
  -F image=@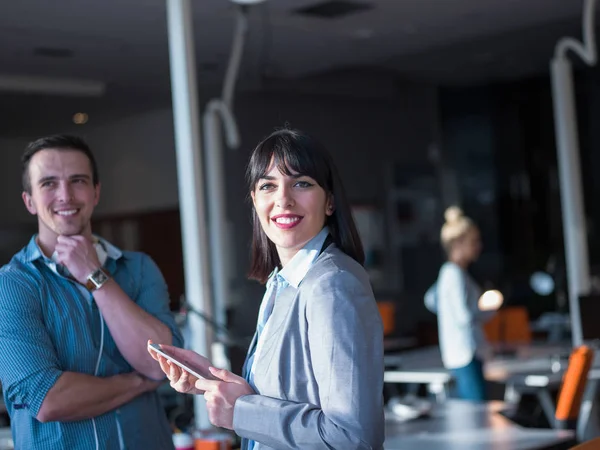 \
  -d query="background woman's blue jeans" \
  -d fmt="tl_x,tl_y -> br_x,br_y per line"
451,357 -> 487,401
